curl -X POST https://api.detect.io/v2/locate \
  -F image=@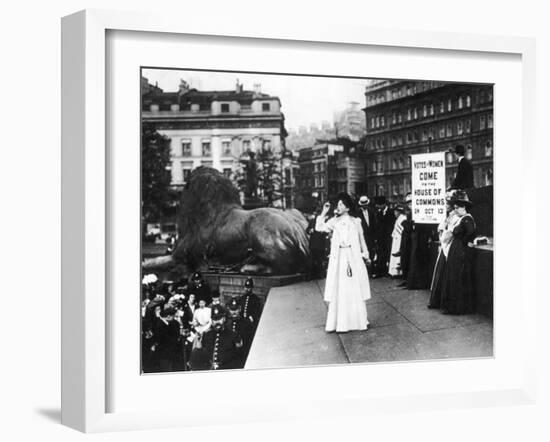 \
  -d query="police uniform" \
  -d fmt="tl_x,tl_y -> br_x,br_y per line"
189,305 -> 242,371
226,298 -> 254,366
240,278 -> 263,331
188,272 -> 212,305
